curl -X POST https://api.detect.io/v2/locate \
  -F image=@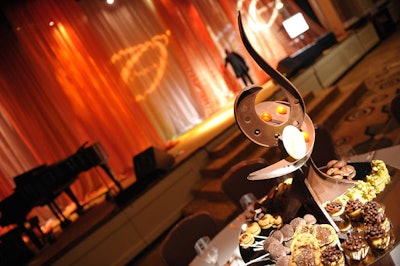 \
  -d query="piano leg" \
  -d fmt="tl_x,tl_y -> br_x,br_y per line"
64,187 -> 85,215
48,201 -> 71,228
100,163 -> 123,192
20,222 -> 44,250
